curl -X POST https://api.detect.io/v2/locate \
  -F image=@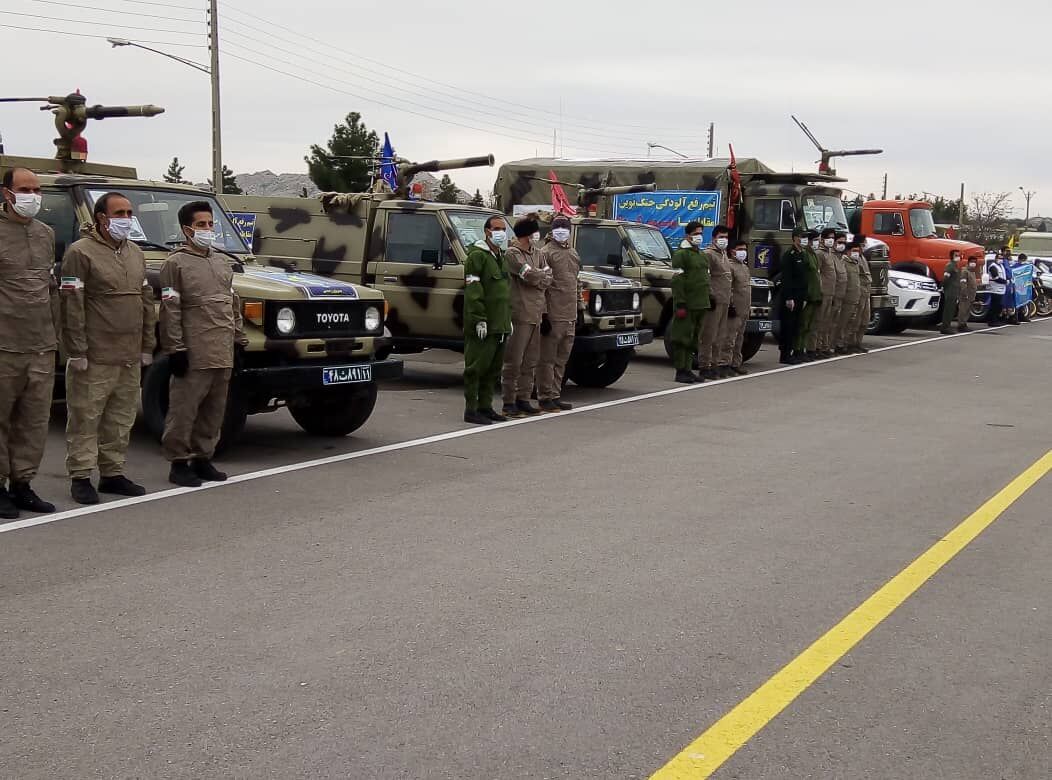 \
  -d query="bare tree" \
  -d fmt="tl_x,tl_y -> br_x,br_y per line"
967,191 -> 1013,245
